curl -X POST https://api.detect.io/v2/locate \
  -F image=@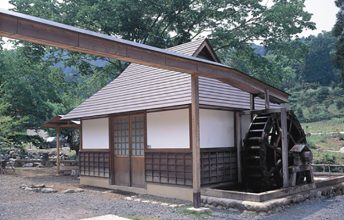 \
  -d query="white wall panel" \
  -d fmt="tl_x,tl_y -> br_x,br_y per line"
200,109 -> 234,148
241,114 -> 251,143
147,109 -> 189,148
82,118 -> 109,149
